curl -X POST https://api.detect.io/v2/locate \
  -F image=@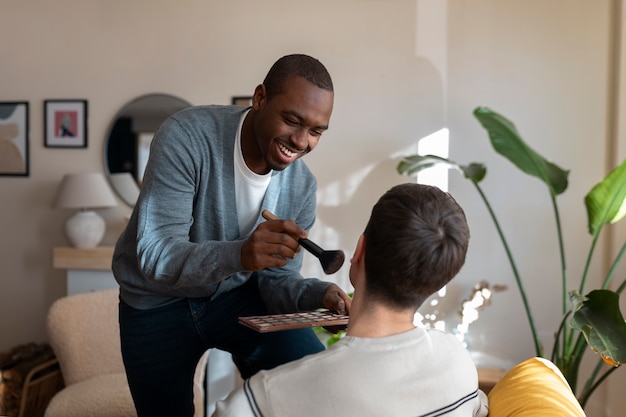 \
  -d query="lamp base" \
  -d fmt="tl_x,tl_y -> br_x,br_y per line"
65,210 -> 106,248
